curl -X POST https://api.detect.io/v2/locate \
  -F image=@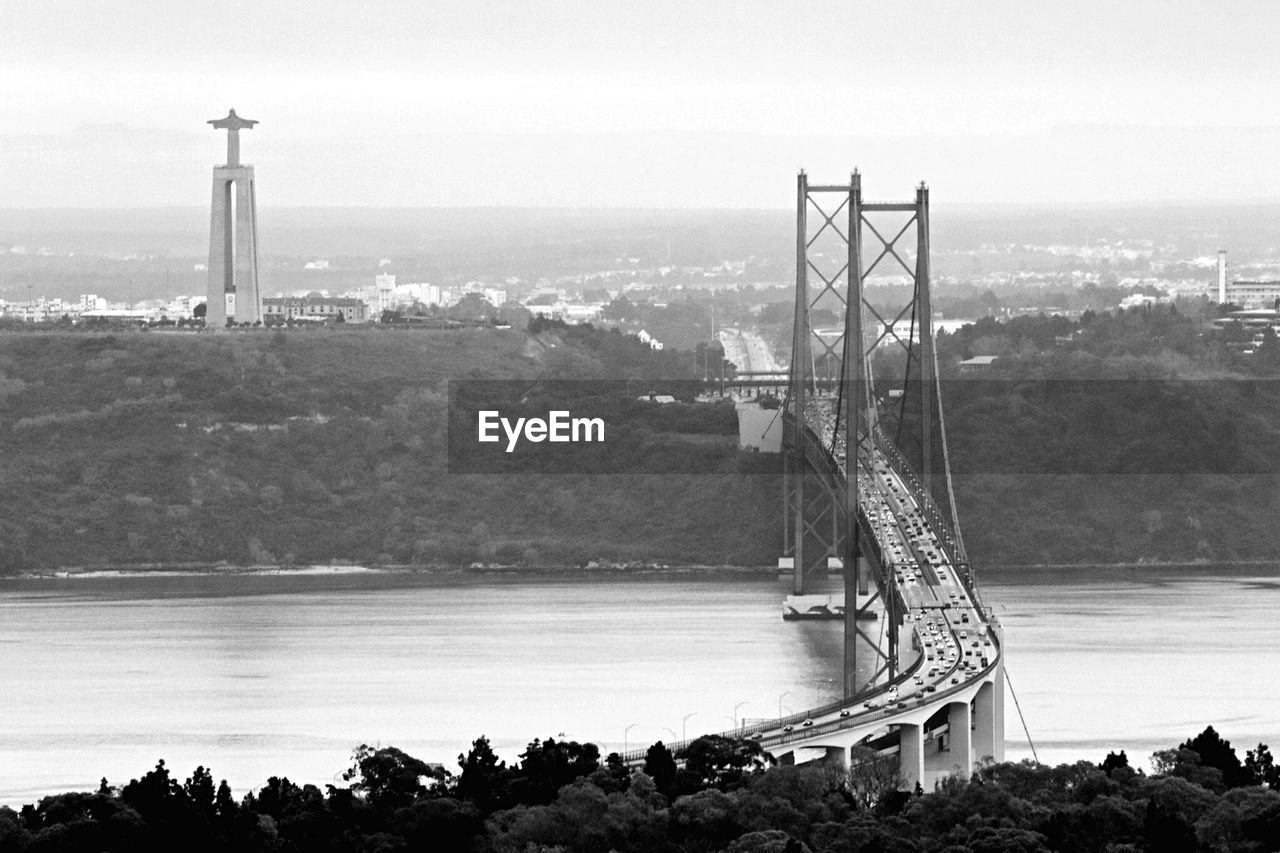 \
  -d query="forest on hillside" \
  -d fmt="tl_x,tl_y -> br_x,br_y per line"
4,303 -> 1280,571
934,305 -> 1280,564
0,325 -> 775,573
